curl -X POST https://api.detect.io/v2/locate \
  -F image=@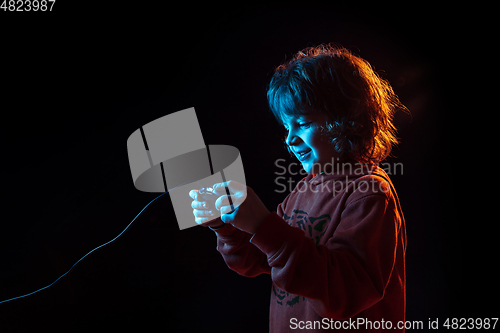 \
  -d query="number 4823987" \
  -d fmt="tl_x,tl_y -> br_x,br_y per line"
1,0 -> 56,11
